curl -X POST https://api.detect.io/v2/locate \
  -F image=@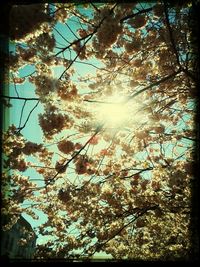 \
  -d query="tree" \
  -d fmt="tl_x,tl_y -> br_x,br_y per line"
1,1 -> 199,261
